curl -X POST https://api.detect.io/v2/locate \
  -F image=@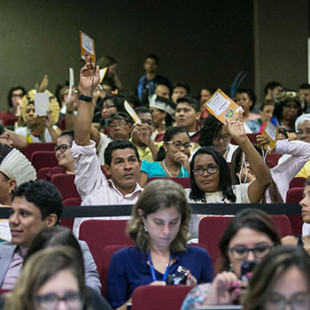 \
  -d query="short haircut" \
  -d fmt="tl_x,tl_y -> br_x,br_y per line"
199,115 -> 223,147
134,106 -> 152,115
12,180 -> 63,224
176,96 -> 200,112
264,81 -> 282,95
7,86 -> 26,108
145,54 -> 159,64
260,100 -> 274,111
237,88 -> 257,110
107,112 -> 133,126
104,140 -> 140,166
218,208 -> 281,272
172,82 -> 191,94
299,83 -> 310,90
189,146 -> 236,202
127,179 -> 191,252
59,130 -> 75,146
